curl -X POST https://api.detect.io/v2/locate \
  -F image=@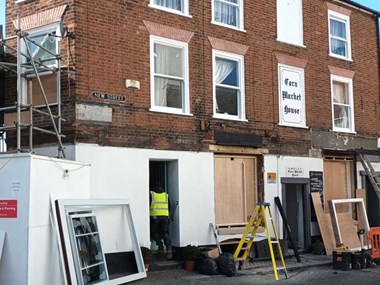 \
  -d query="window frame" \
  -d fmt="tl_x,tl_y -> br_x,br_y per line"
149,36 -> 191,115
276,0 -> 304,47
211,0 -> 245,32
330,74 -> 355,133
149,0 -> 191,17
212,49 -> 246,121
328,10 -> 352,61
21,22 -> 61,106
